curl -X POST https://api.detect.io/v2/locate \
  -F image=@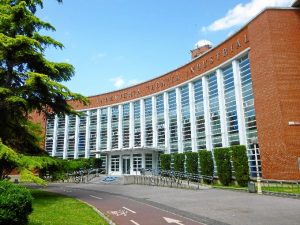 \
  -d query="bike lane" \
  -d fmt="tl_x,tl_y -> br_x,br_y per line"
46,185 -> 205,225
